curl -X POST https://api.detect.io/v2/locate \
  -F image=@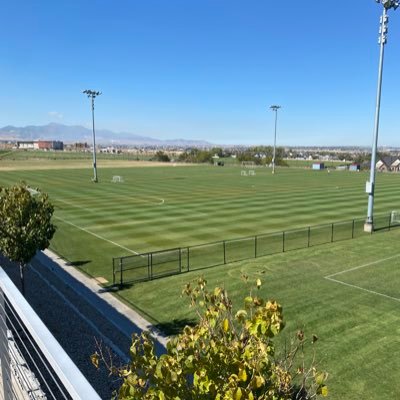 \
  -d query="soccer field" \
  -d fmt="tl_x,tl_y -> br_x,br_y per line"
1,160 -> 400,398
0,161 -> 400,282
